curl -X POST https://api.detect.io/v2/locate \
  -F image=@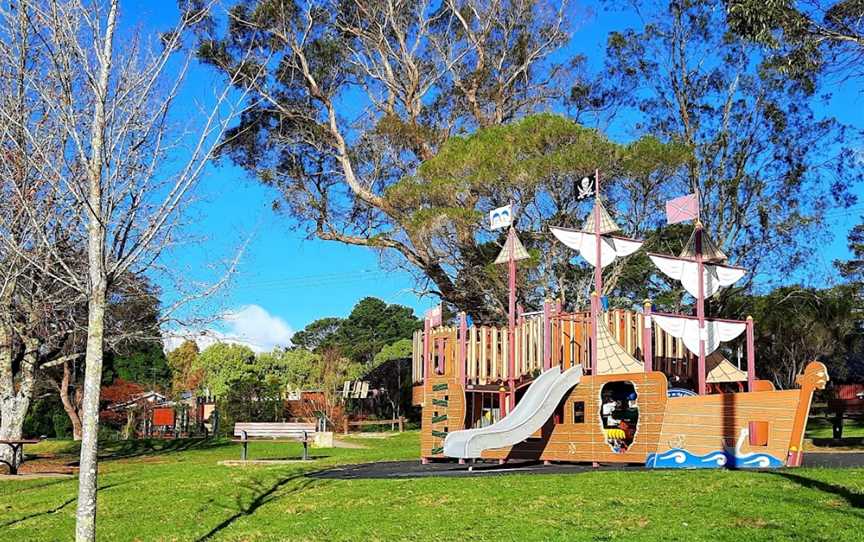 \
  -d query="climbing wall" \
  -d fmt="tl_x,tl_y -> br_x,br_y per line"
420,329 -> 465,460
